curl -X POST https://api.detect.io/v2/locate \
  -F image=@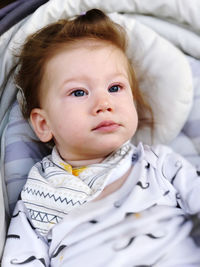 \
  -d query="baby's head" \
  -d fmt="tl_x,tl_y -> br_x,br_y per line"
16,9 -> 153,163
